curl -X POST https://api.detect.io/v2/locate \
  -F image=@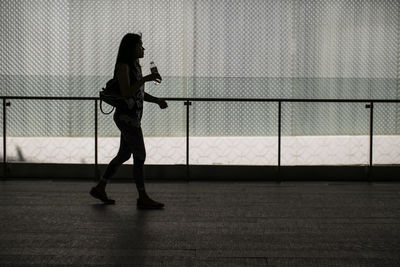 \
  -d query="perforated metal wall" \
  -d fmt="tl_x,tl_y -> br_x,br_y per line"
0,0 -> 399,141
